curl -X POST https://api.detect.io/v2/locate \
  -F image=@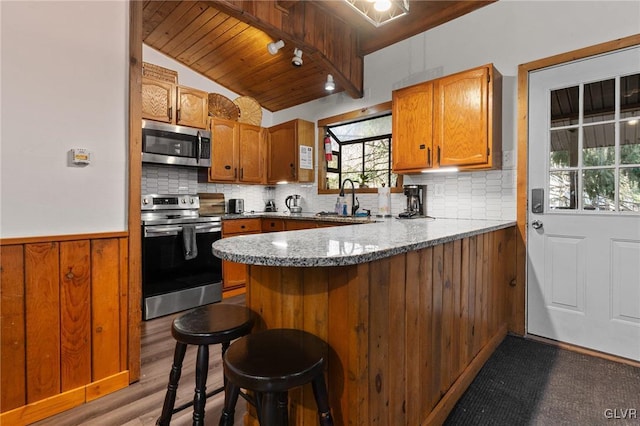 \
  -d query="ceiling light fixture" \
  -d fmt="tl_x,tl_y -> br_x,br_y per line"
267,39 -> 285,55
344,0 -> 409,27
291,48 -> 303,67
325,74 -> 335,92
